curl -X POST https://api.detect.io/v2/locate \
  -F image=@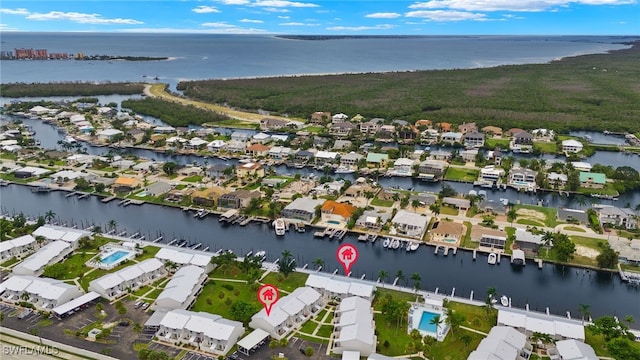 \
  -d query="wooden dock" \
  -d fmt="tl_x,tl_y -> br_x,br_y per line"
101,195 -> 116,203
